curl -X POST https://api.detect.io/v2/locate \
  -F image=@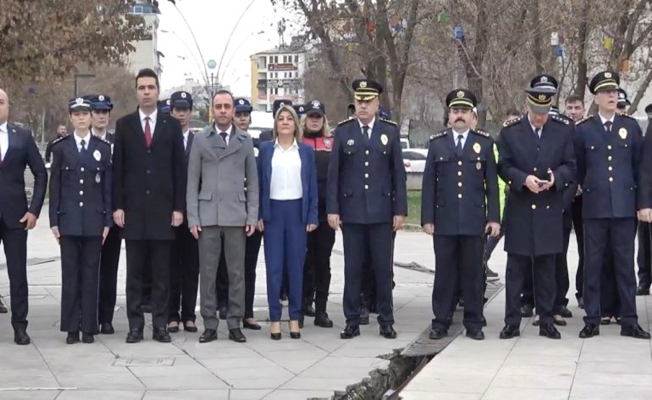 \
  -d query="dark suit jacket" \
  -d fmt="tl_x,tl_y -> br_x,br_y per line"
497,115 -> 576,256
0,124 -> 47,228
421,129 -> 500,236
112,111 -> 186,240
326,118 -> 407,224
257,140 -> 318,225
